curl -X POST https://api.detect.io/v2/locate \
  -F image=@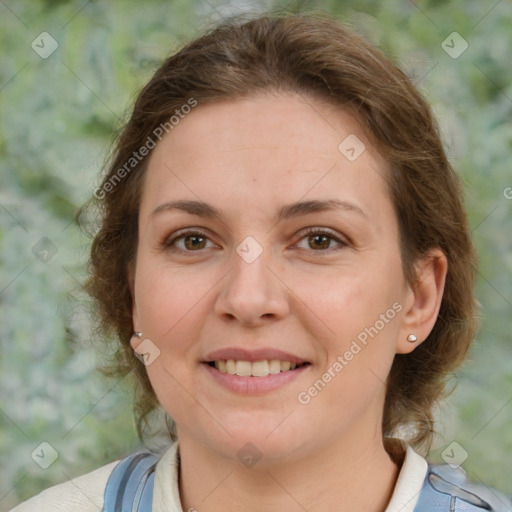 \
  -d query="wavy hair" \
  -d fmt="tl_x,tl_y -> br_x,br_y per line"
83,11 -> 478,456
